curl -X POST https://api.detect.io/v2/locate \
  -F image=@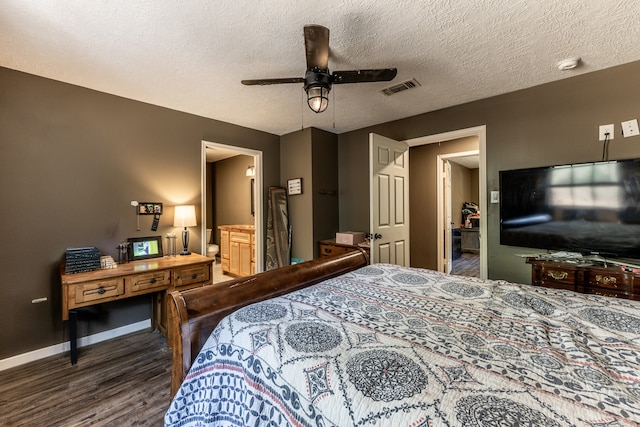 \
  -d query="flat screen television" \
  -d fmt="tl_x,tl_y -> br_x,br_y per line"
499,158 -> 640,258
